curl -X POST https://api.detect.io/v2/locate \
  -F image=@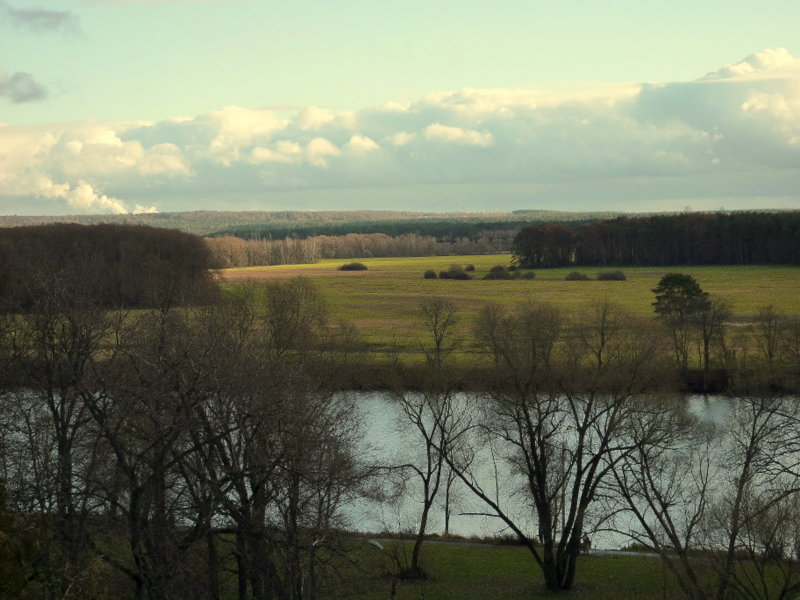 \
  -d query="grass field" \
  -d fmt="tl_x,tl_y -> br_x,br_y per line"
221,256 -> 800,354
323,541 -> 682,600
